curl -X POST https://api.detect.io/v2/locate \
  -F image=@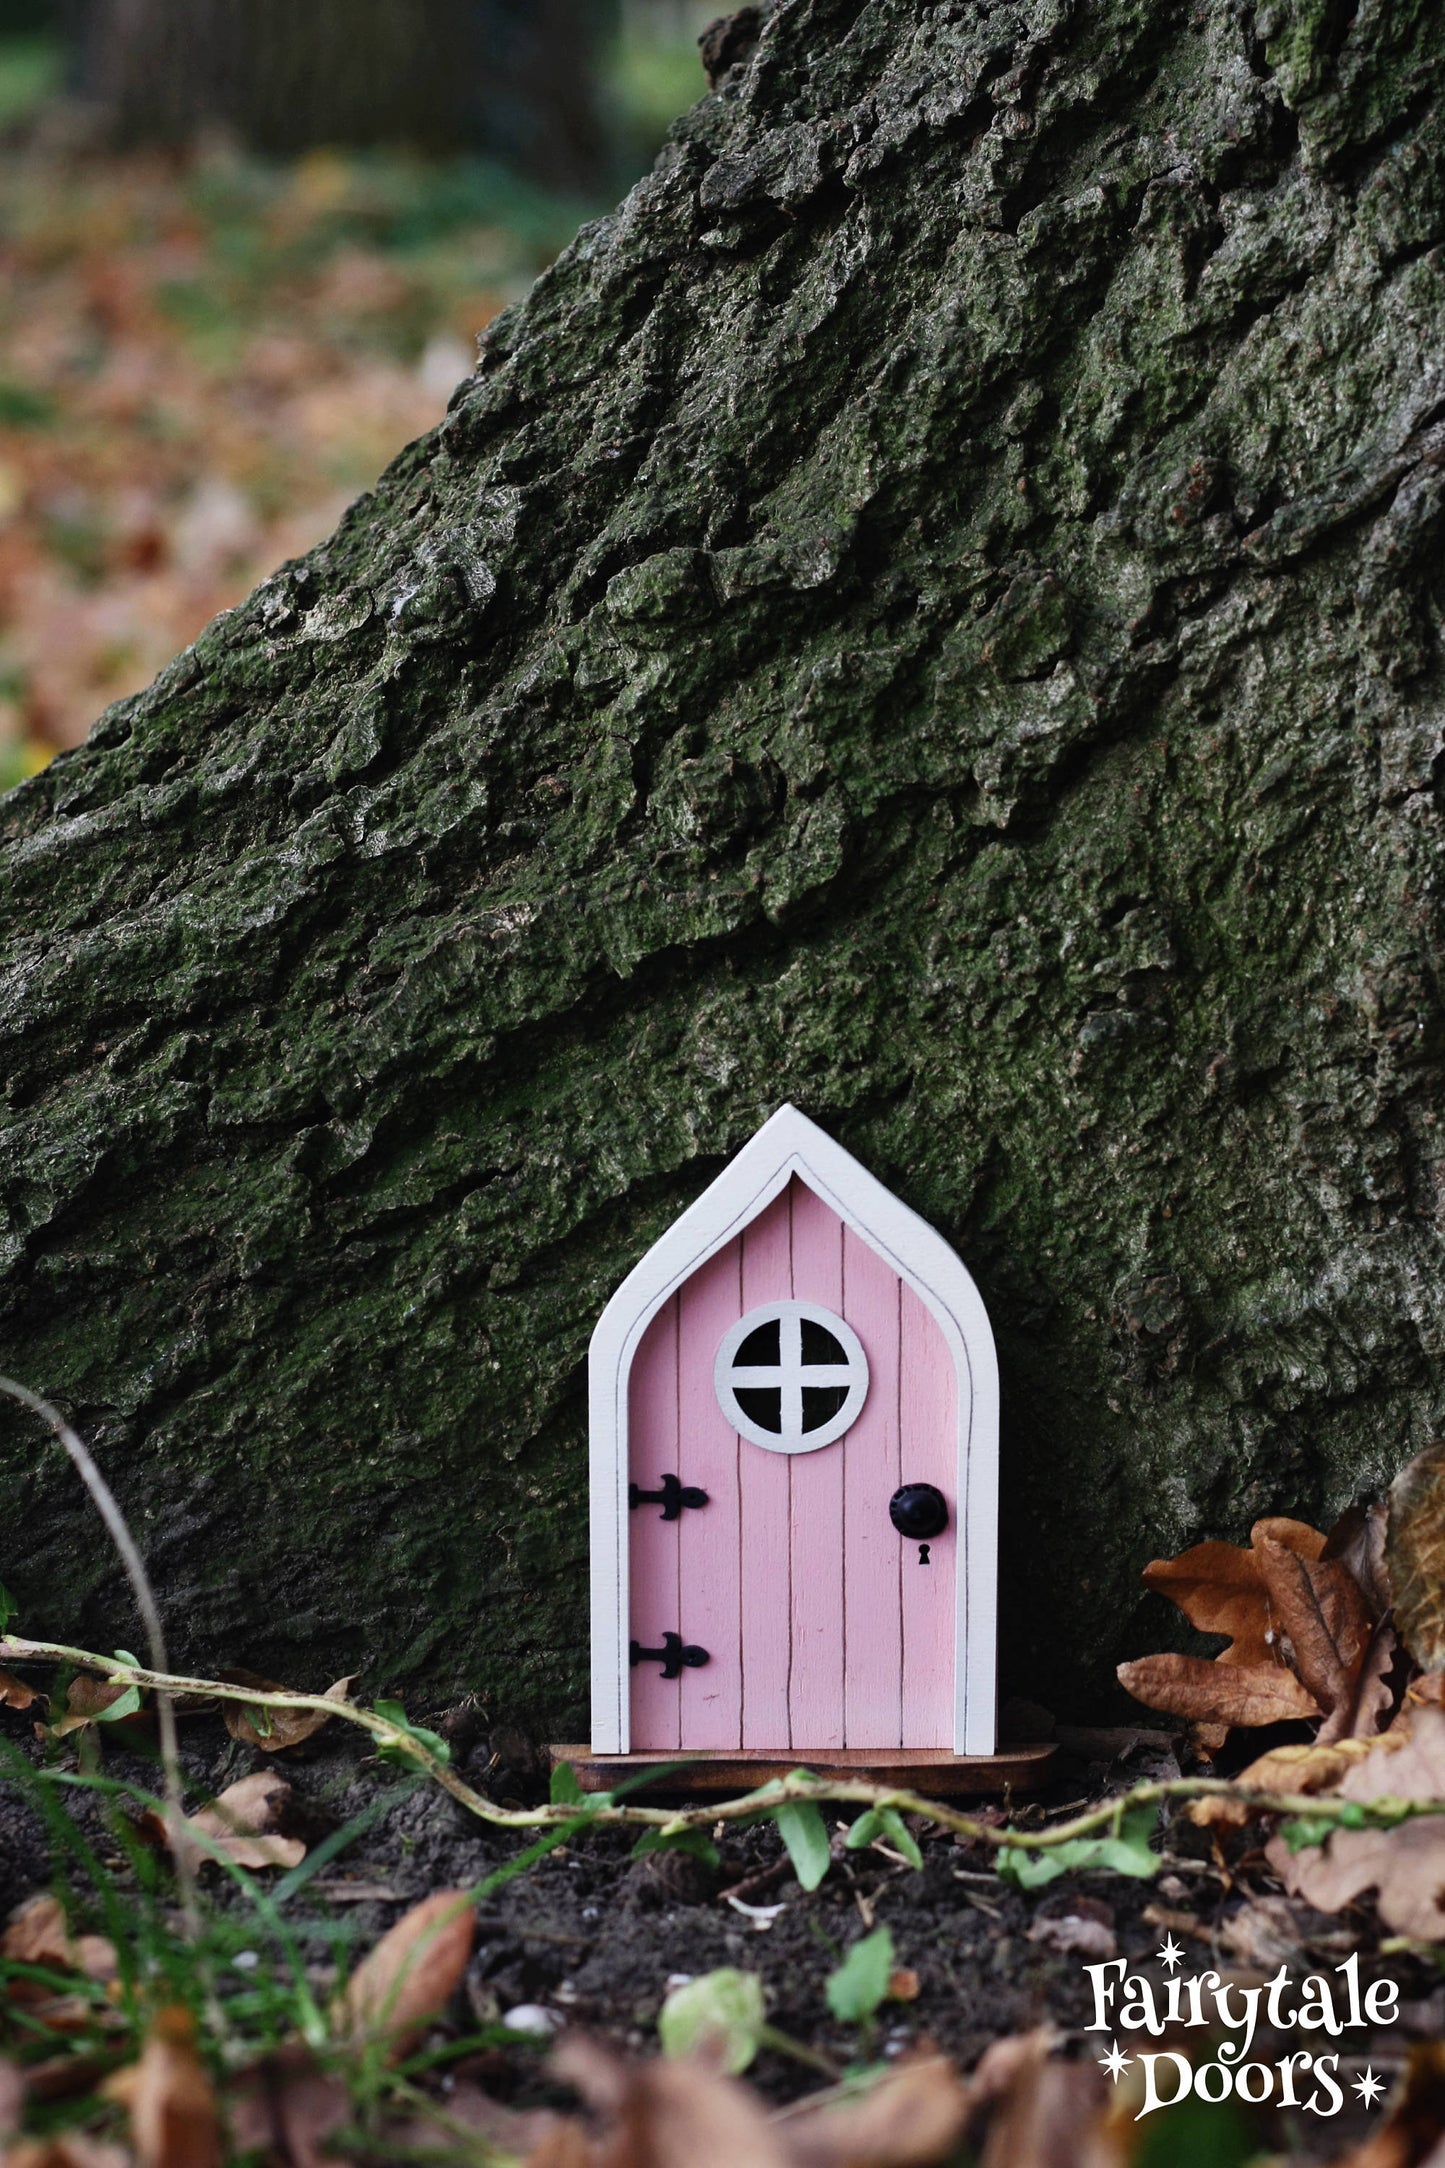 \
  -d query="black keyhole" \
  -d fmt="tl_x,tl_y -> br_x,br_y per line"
918,1543 -> 931,1566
